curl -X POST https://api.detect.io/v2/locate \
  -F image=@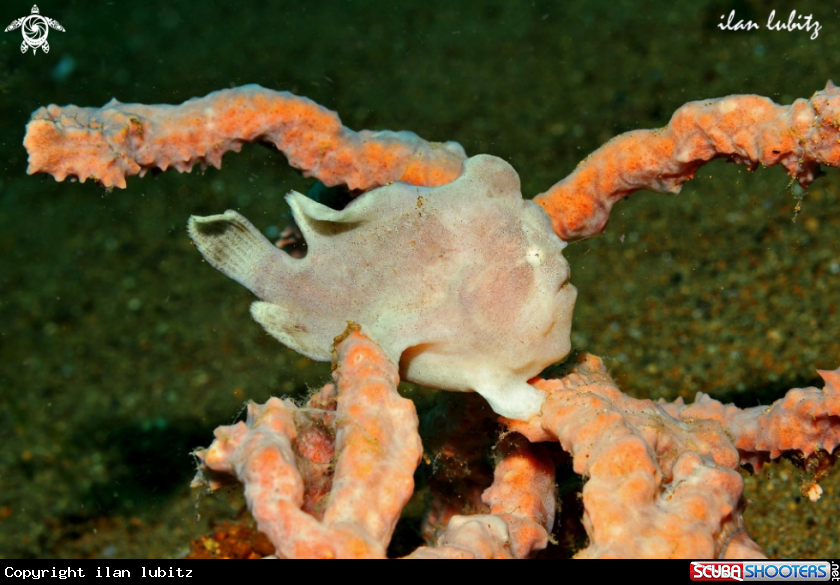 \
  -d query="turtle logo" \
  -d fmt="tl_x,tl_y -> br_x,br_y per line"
5,5 -> 65,54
